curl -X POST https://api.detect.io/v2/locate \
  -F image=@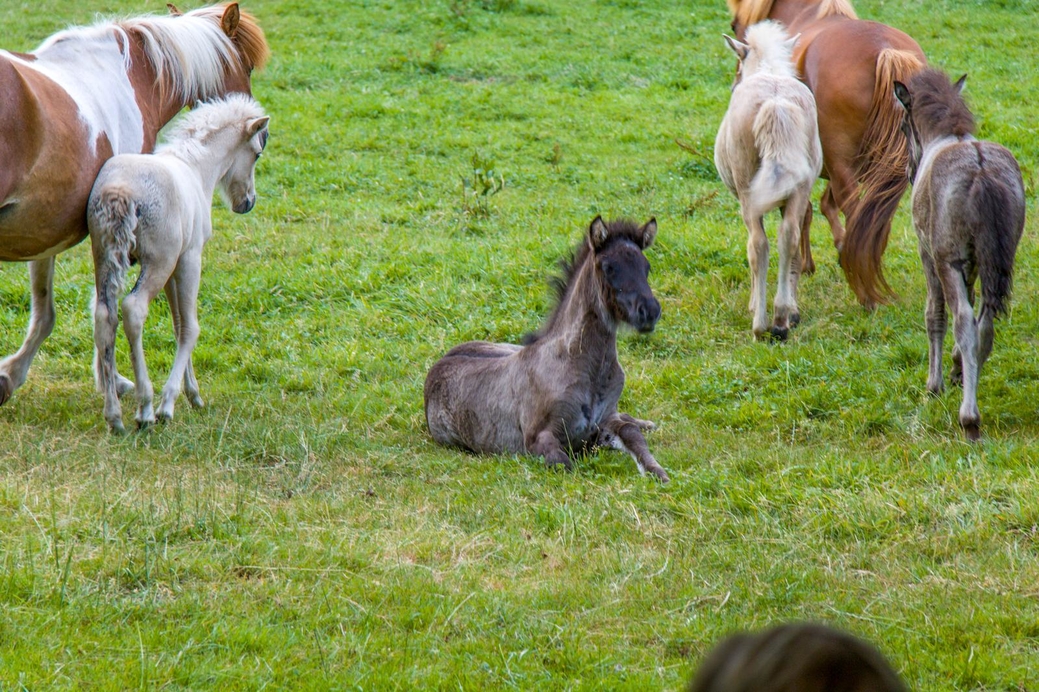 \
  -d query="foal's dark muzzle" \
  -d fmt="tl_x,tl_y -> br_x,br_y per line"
629,296 -> 661,333
233,195 -> 256,214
